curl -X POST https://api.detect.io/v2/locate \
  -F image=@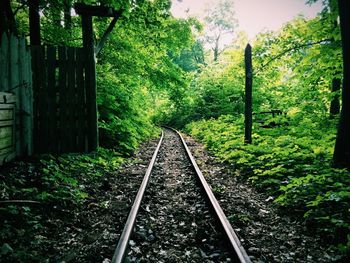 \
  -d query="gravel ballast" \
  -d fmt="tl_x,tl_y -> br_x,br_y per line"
183,133 -> 342,263
126,129 -> 233,262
